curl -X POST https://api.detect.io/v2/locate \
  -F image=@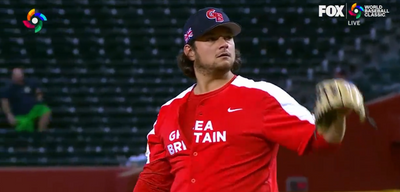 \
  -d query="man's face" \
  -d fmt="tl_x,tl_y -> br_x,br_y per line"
12,68 -> 24,82
187,26 -> 235,76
